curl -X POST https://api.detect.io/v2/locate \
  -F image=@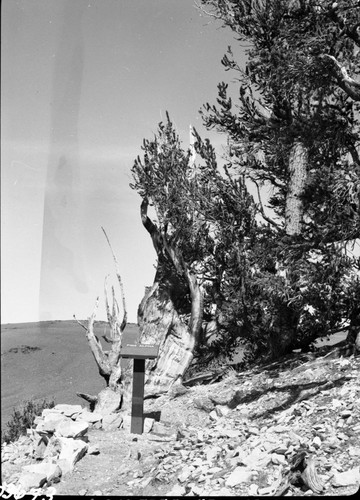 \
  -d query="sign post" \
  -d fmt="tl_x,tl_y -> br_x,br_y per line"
119,344 -> 159,434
